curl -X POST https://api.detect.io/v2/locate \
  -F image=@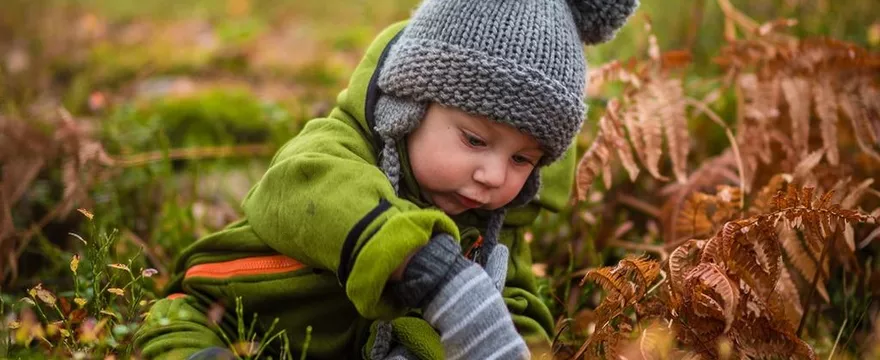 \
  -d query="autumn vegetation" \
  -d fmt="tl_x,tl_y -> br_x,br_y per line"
1,0 -> 879,359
